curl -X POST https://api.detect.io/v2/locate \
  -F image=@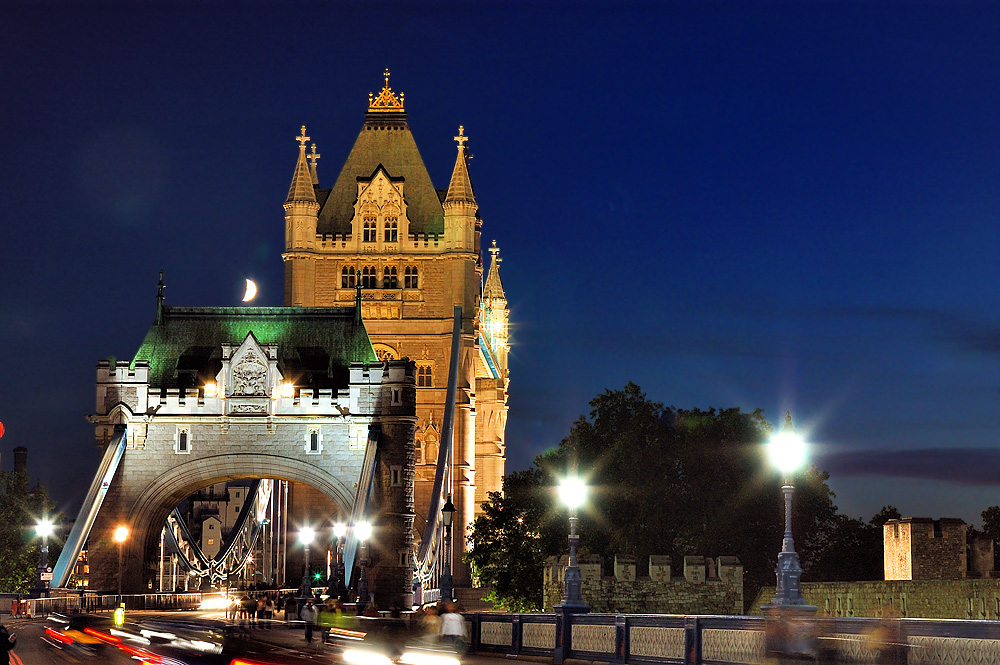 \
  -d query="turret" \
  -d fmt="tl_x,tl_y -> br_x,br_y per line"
443,126 -> 477,252
481,240 -> 509,378
284,125 -> 320,252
